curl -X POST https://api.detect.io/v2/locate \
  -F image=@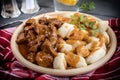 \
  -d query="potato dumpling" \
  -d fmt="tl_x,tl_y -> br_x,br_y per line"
76,45 -> 90,57
66,40 -> 86,49
86,47 -> 106,64
66,52 -> 87,68
53,53 -> 67,69
85,41 -> 100,51
101,32 -> 110,44
85,36 -> 99,43
76,56 -> 87,68
58,43 -> 73,53
58,23 -> 74,38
